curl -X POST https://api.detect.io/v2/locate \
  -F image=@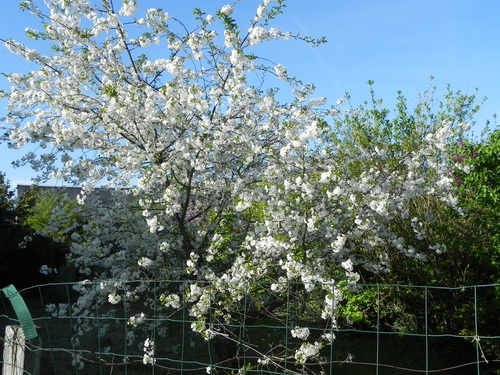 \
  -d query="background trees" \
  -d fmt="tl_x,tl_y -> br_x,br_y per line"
0,175 -> 67,289
333,94 -> 500,358
0,172 -> 25,288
